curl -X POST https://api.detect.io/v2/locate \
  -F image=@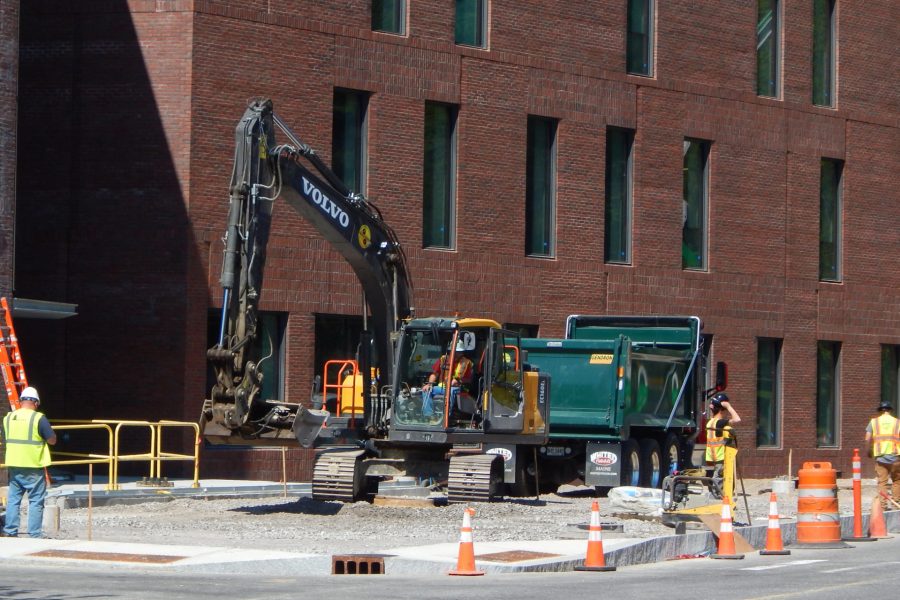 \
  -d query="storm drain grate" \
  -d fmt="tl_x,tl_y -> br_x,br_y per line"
332,554 -> 385,575
29,549 -> 185,564
474,550 -> 561,563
